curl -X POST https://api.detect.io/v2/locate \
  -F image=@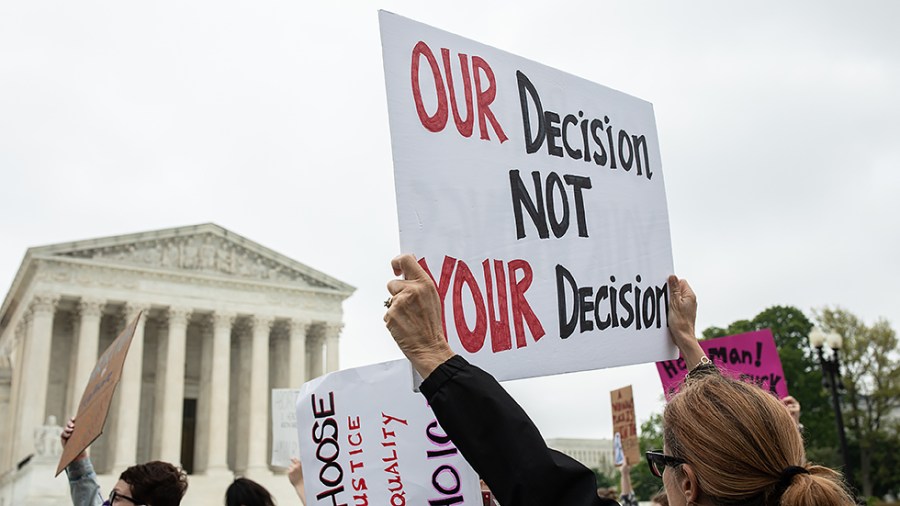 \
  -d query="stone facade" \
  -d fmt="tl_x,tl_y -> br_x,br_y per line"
0,224 -> 354,506
545,438 -> 616,475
